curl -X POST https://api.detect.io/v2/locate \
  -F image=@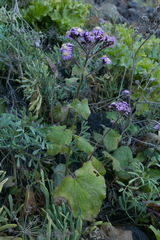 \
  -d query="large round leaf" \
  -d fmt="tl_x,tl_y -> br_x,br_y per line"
54,161 -> 106,221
